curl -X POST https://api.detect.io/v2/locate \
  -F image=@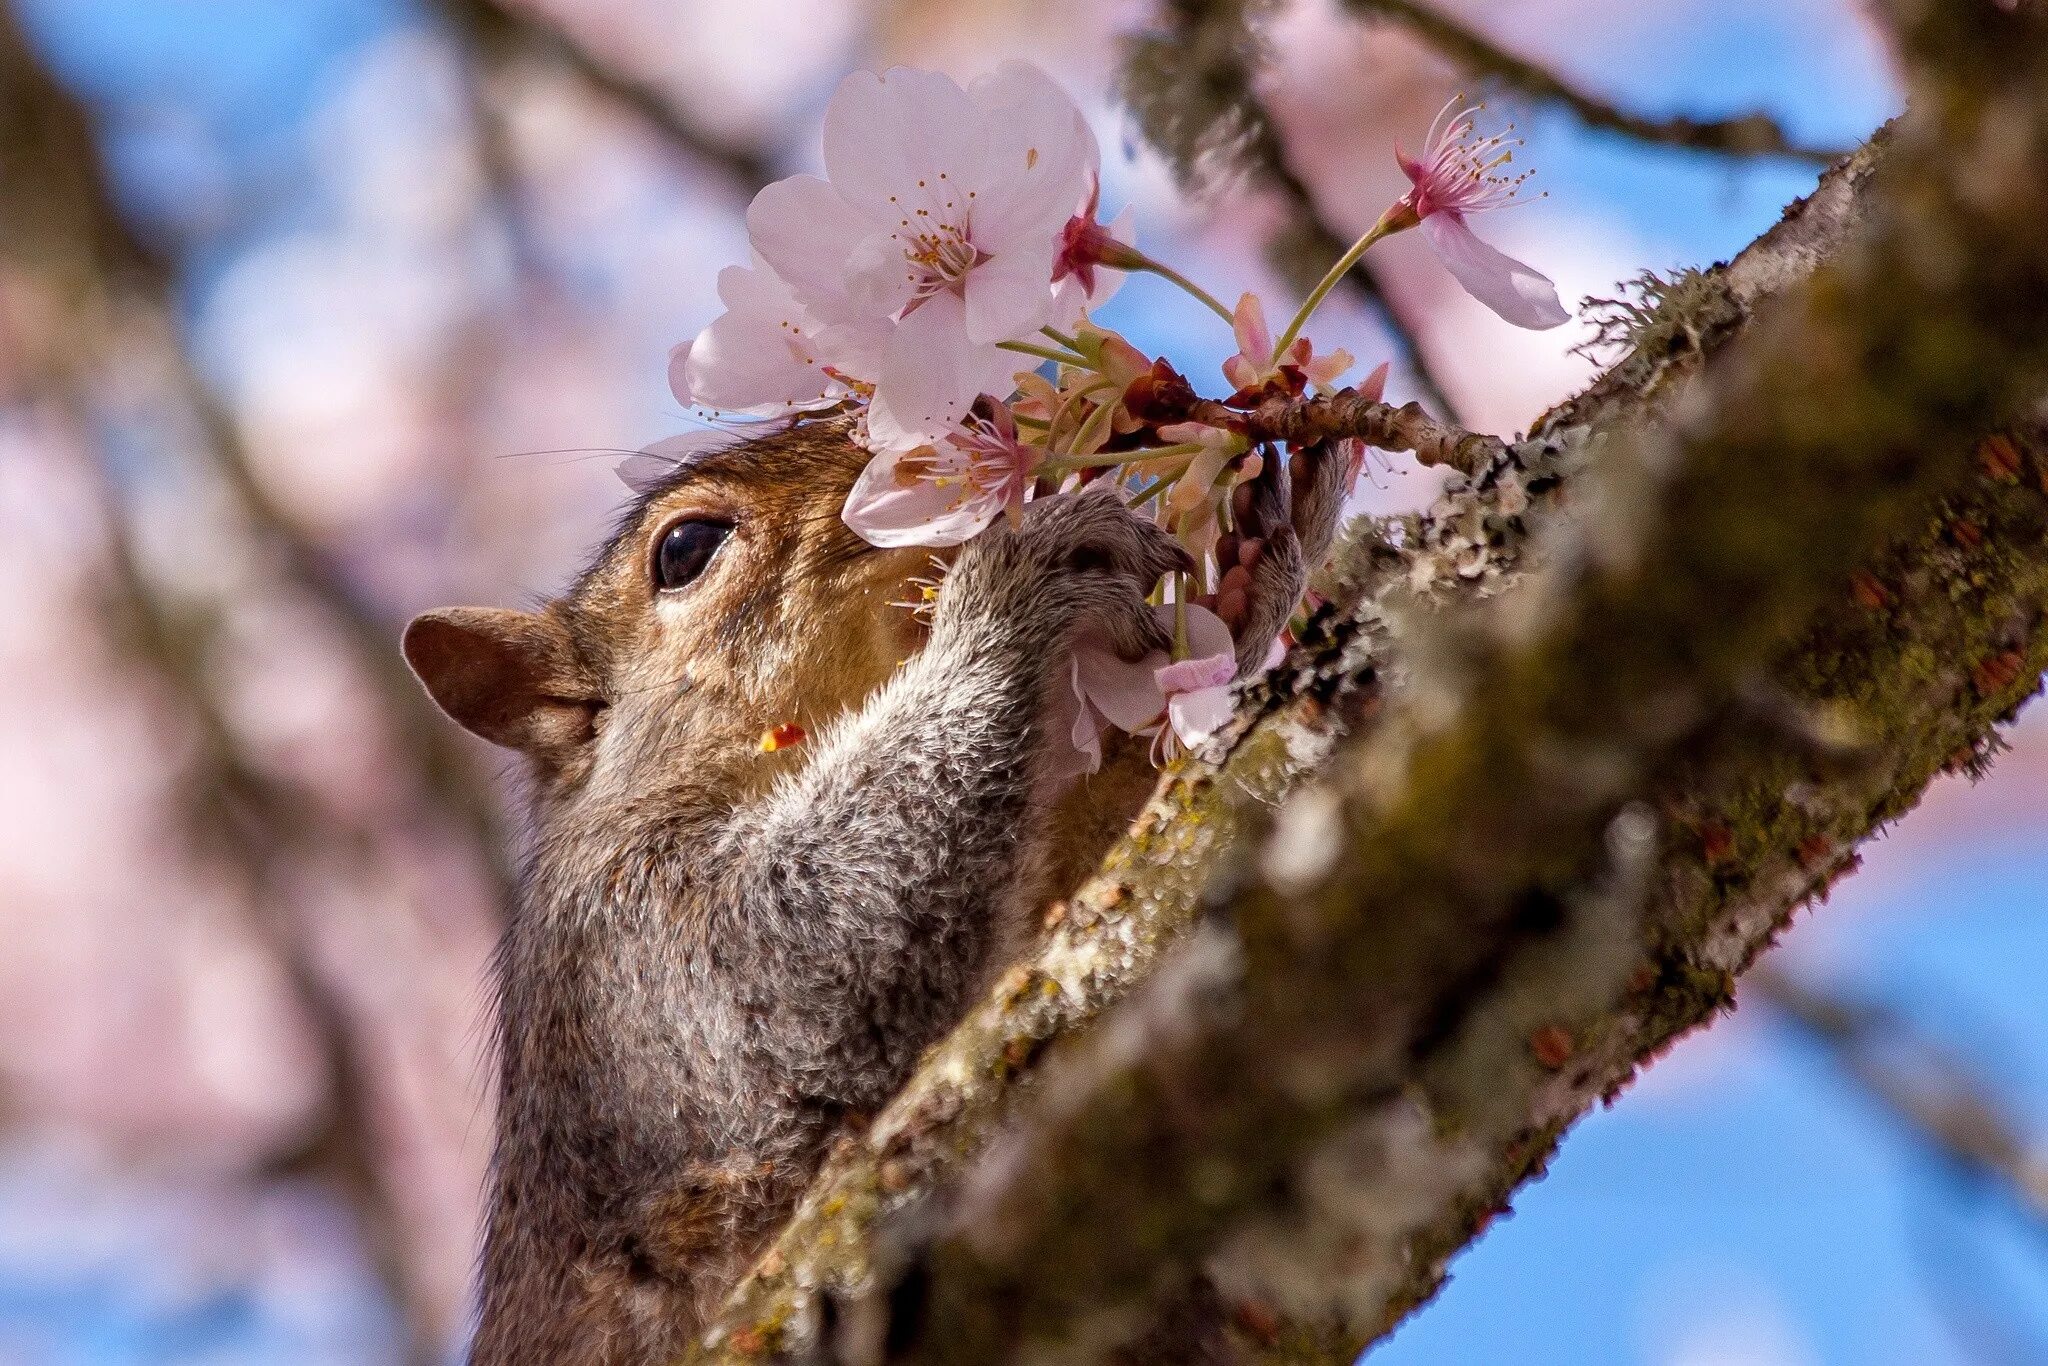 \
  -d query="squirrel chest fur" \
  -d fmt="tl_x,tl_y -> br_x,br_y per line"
404,421 -> 1257,1364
